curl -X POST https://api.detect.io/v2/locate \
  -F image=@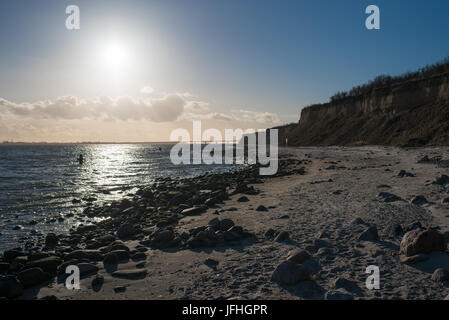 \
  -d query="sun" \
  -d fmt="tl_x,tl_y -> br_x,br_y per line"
99,41 -> 130,73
